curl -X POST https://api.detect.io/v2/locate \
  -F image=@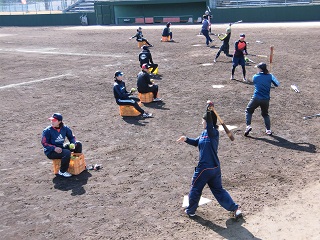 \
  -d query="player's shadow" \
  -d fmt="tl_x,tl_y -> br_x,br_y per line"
122,116 -> 149,126
192,216 -> 262,240
52,170 -> 92,196
248,134 -> 316,153
233,79 -> 254,85
143,101 -> 170,110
